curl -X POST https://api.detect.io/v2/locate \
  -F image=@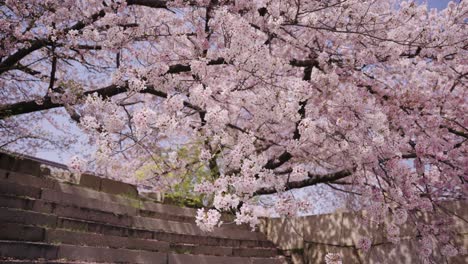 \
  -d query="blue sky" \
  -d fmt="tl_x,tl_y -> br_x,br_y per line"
426,0 -> 452,9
